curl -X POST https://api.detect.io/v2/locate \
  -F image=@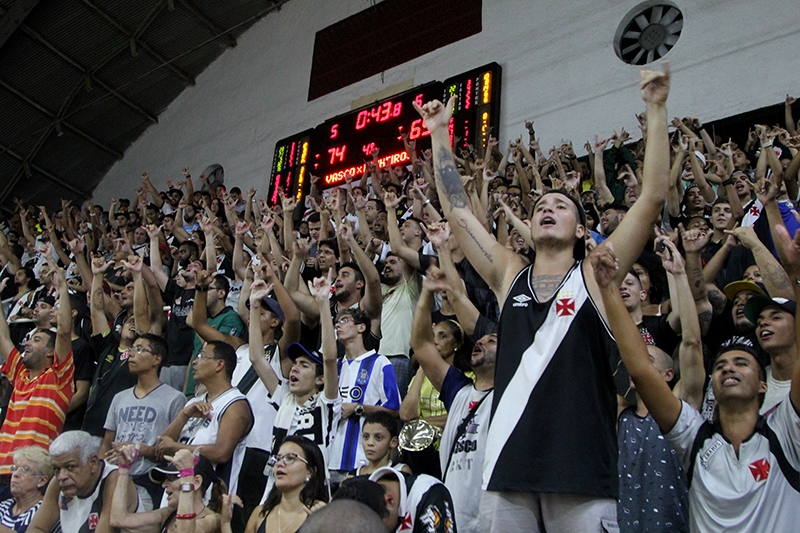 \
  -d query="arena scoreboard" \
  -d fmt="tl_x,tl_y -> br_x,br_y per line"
267,62 -> 502,204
